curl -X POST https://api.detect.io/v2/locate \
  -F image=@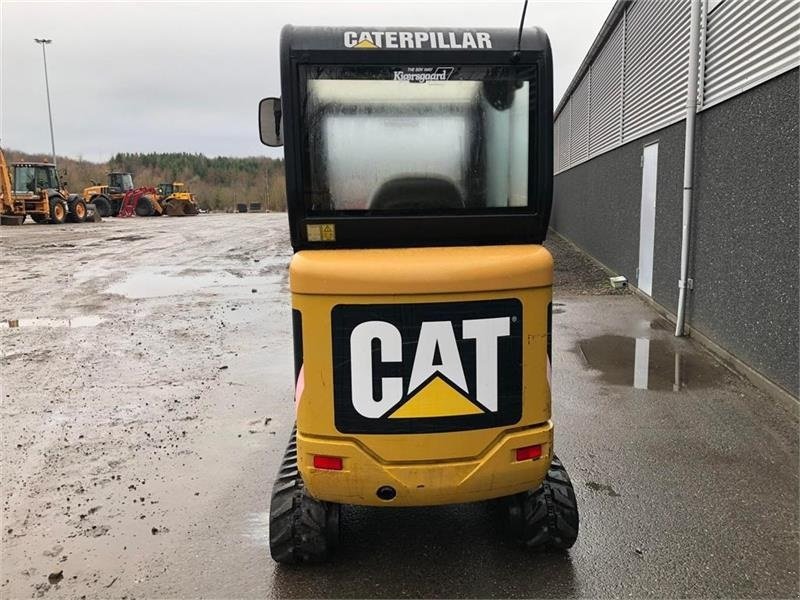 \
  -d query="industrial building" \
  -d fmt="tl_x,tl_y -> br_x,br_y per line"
552,0 -> 799,399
